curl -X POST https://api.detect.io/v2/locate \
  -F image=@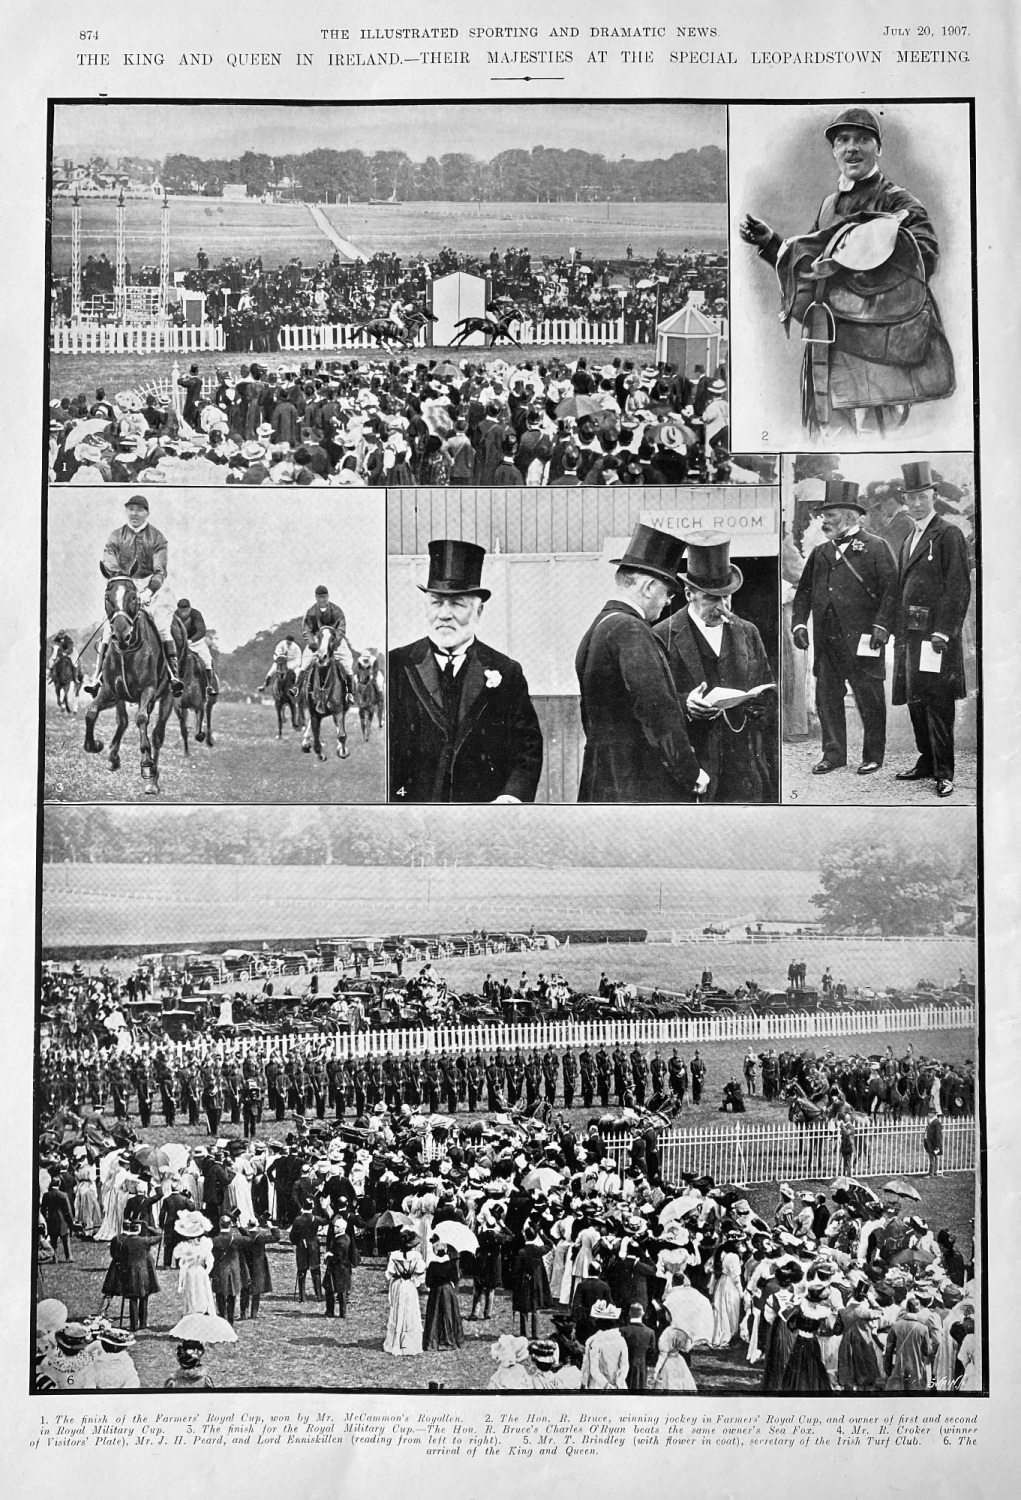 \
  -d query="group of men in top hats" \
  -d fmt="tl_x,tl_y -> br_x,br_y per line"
792,459 -> 971,795
741,104 -> 954,436
388,524 -> 776,804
